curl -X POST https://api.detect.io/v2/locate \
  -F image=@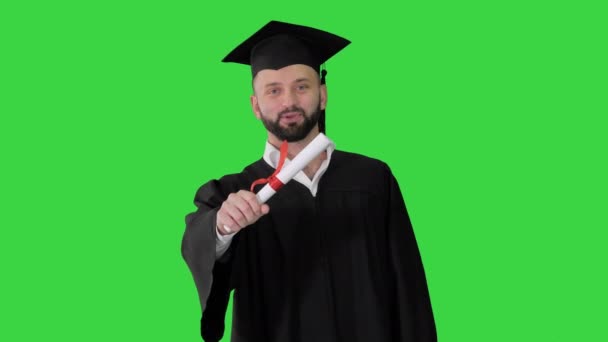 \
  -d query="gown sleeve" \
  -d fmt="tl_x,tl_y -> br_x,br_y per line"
385,165 -> 438,341
181,179 -> 236,342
